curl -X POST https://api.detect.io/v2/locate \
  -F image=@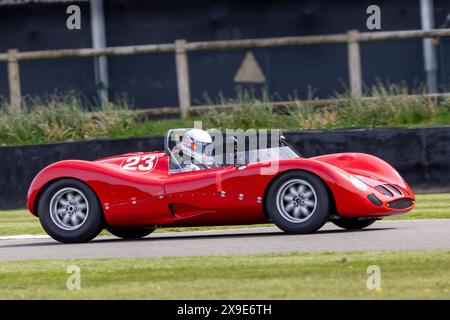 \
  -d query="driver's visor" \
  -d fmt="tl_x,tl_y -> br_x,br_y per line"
191,141 -> 214,157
